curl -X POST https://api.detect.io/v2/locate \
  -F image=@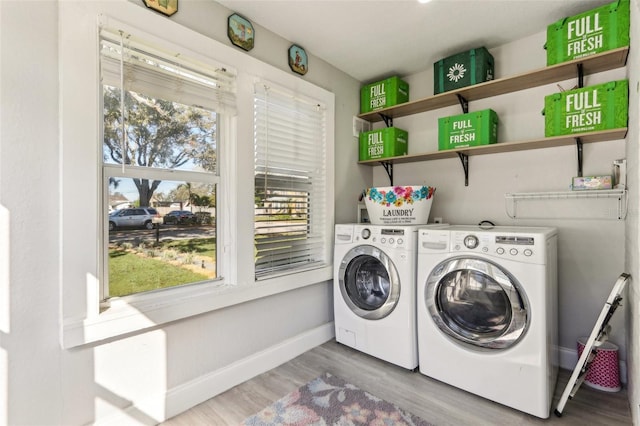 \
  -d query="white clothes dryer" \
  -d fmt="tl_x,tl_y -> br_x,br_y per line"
334,223 -> 440,370
417,225 -> 558,418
